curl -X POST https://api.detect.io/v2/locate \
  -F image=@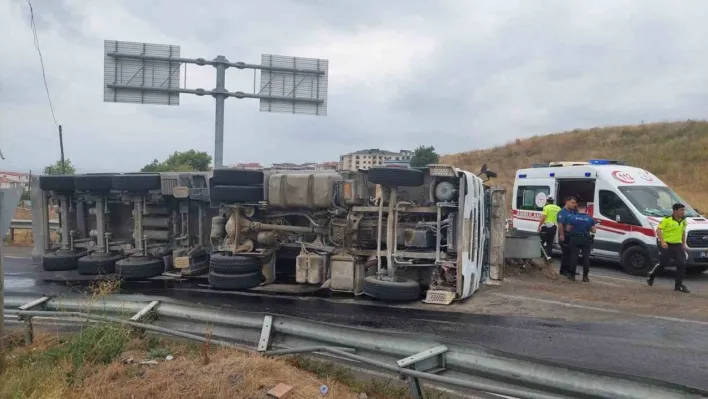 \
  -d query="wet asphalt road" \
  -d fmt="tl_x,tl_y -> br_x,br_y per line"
3,255 -> 708,391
